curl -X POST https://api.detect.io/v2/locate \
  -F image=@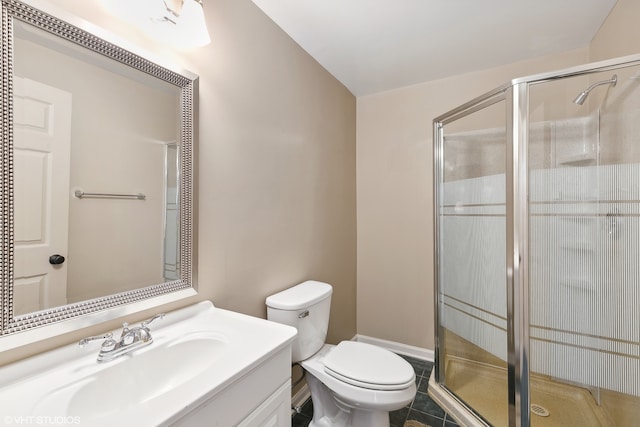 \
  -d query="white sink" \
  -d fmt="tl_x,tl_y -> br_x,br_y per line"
32,332 -> 228,422
0,302 -> 296,426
